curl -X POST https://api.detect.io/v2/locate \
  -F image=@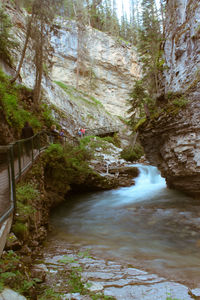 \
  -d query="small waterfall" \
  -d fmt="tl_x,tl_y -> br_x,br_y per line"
108,164 -> 166,207
49,164 -> 200,286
